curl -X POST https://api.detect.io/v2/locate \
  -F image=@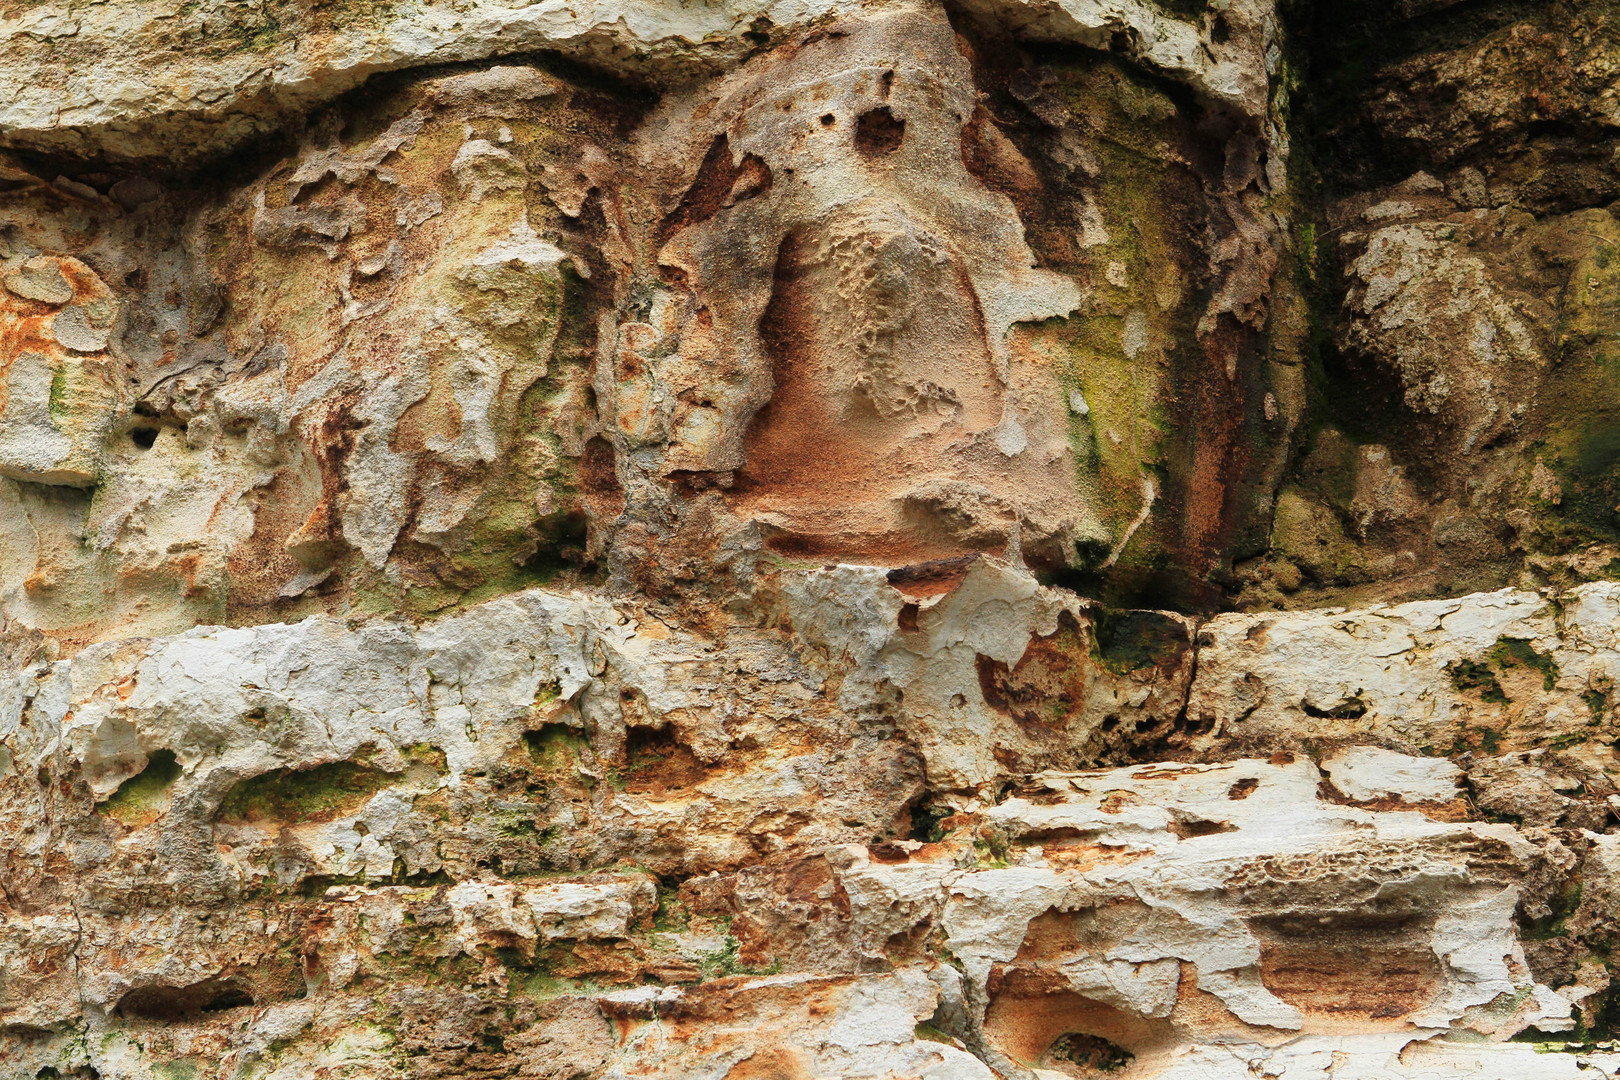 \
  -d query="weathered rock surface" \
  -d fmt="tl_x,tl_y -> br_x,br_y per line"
8,561 -> 1620,1076
1191,583 -> 1620,763
8,0 -> 1620,1077
0,0 -> 1274,166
